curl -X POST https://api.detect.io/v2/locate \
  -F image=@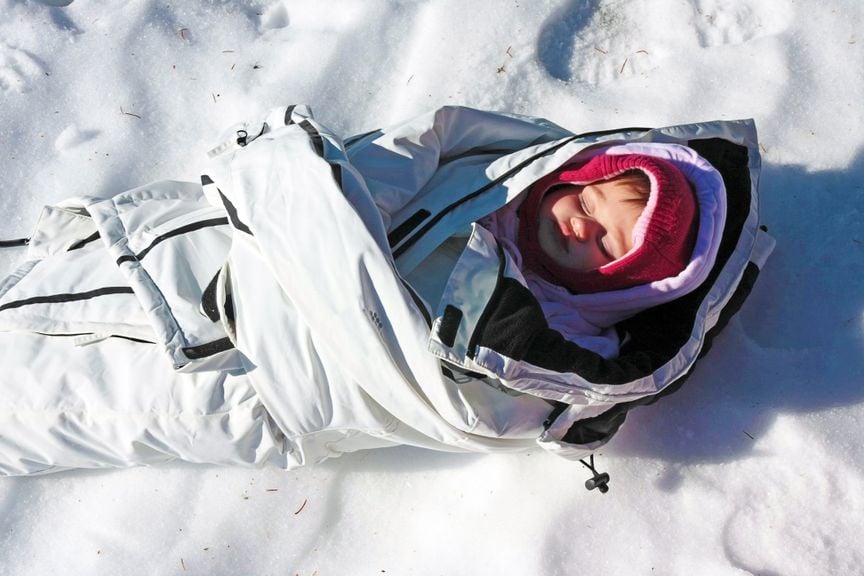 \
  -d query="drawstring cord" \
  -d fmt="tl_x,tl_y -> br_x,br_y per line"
580,454 -> 610,493
0,238 -> 29,248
